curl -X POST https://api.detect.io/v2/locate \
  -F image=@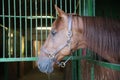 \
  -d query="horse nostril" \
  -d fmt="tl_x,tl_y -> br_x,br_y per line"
51,30 -> 57,36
